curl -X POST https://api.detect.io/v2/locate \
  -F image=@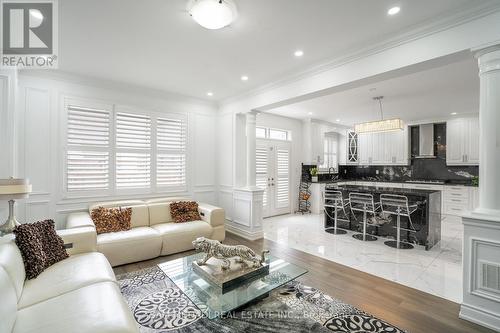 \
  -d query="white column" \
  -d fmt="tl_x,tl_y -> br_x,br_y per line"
460,43 -> 500,331
477,45 -> 500,214
227,110 -> 264,240
245,111 -> 257,188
